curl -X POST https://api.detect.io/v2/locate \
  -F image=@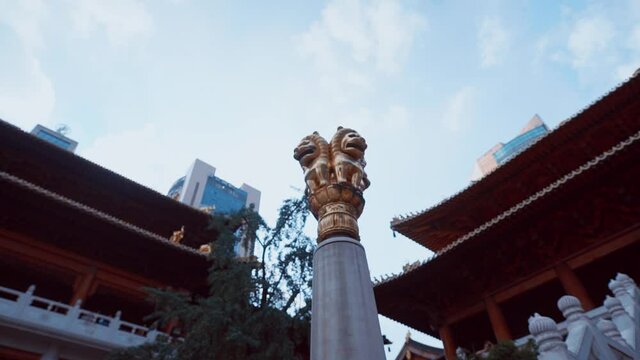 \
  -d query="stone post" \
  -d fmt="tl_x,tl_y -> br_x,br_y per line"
311,236 -> 385,359
528,313 -> 572,360
604,295 -> 638,350
558,295 -> 618,359
294,128 -> 384,360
